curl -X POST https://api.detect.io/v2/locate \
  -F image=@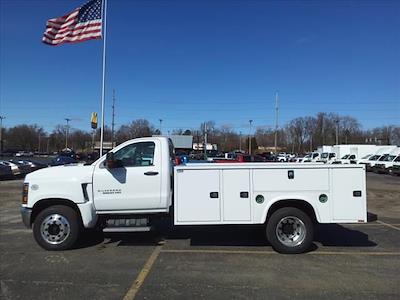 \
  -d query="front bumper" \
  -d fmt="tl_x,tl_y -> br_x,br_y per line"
20,207 -> 32,228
